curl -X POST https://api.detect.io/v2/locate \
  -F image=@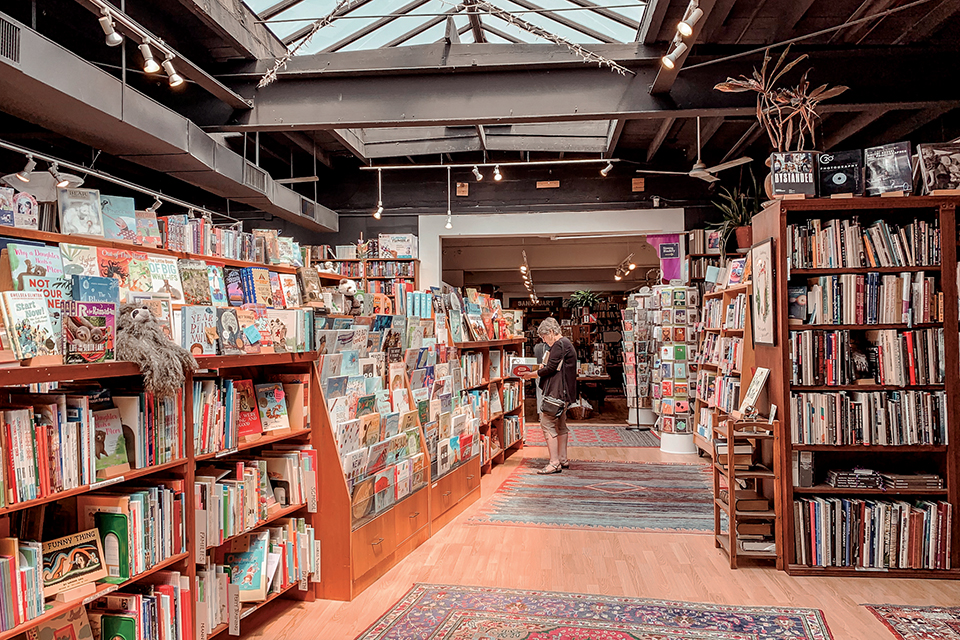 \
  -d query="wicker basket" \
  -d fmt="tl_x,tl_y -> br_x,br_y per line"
567,403 -> 591,421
